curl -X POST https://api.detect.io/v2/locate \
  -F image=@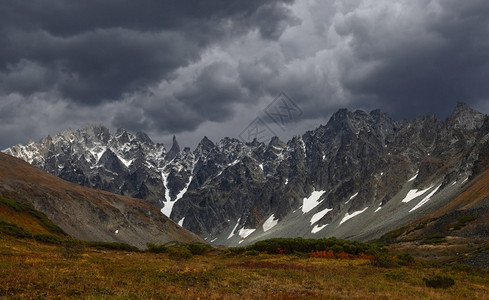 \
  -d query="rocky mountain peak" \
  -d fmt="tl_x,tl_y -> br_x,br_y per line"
329,108 -> 350,123
135,131 -> 154,145
57,128 -> 75,139
247,138 -> 263,148
369,109 -> 394,124
84,124 -> 111,143
268,136 -> 286,148
193,136 -> 215,159
40,135 -> 53,146
325,108 -> 360,135
98,148 -> 125,172
114,127 -> 132,144
166,136 -> 181,161
446,102 -> 485,130
200,136 -> 215,149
